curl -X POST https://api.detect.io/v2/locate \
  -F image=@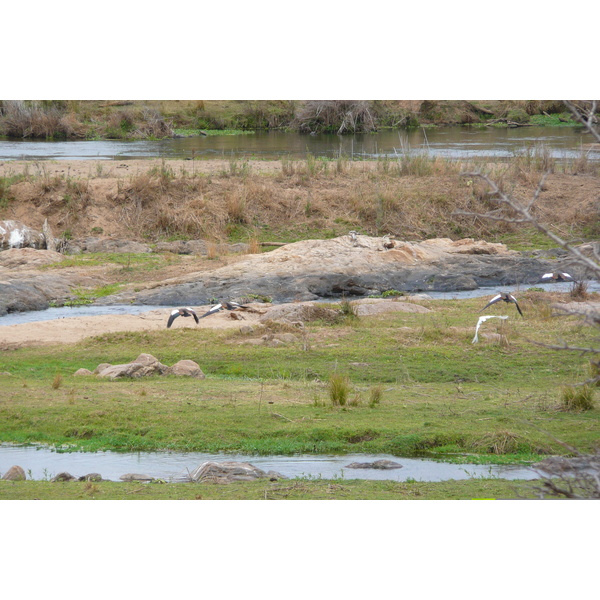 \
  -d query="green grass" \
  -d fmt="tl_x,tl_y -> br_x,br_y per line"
0,296 -> 597,461
0,478 -> 540,500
